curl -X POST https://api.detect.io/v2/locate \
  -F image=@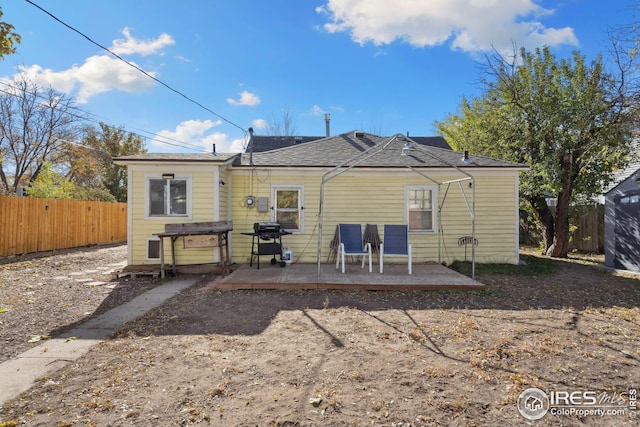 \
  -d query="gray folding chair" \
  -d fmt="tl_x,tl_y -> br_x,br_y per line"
336,224 -> 372,273
380,224 -> 412,274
